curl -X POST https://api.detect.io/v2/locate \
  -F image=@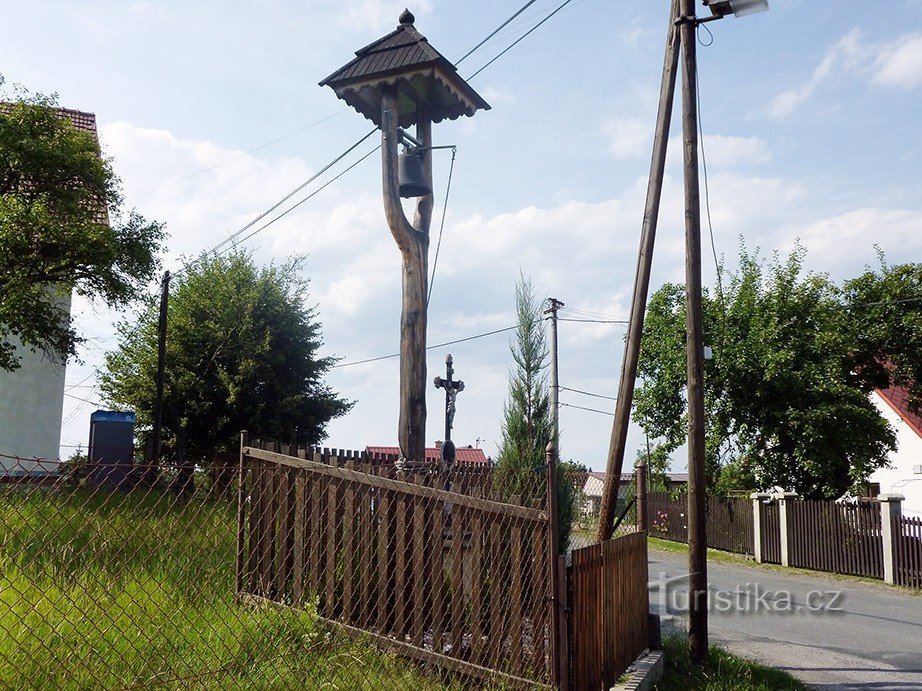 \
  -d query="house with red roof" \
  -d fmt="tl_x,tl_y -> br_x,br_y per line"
869,384 -> 922,517
365,443 -> 491,465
